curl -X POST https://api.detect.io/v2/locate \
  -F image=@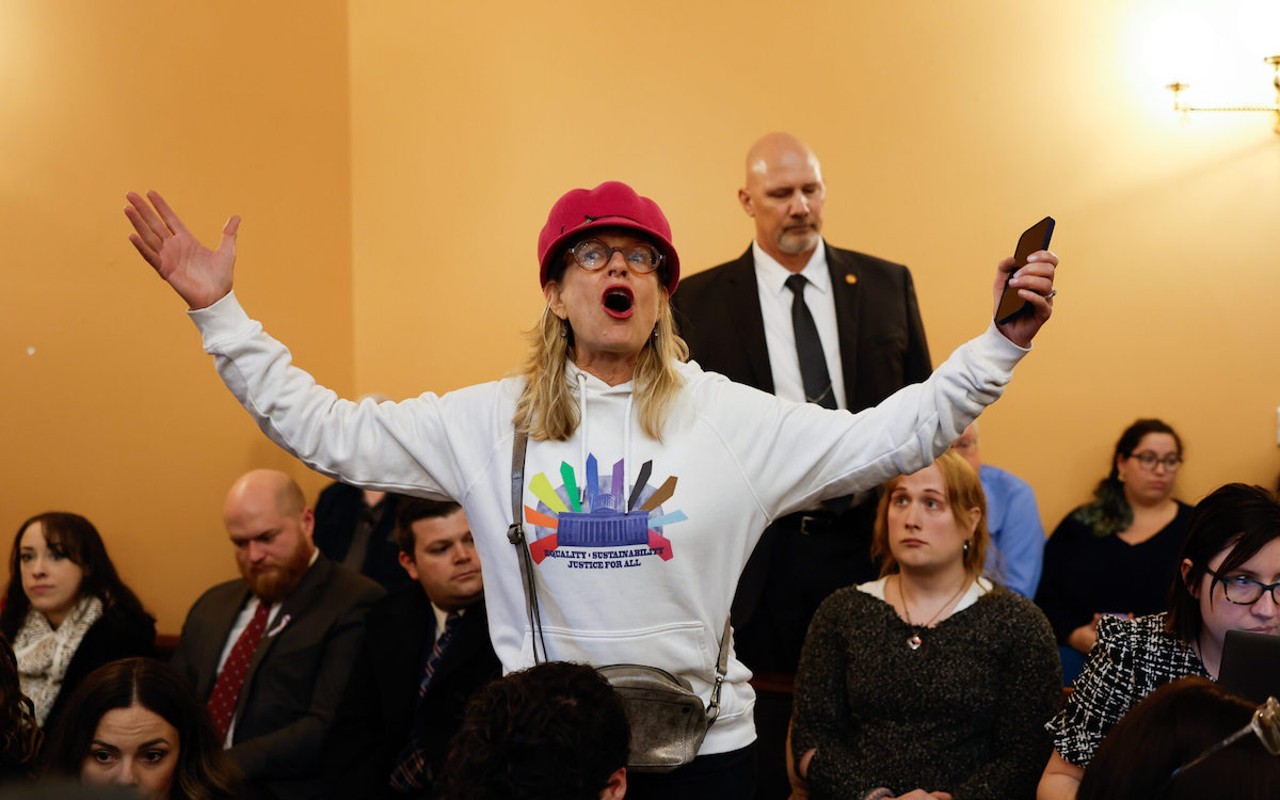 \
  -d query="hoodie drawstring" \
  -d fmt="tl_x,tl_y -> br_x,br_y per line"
576,371 -> 589,505
573,370 -> 638,510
